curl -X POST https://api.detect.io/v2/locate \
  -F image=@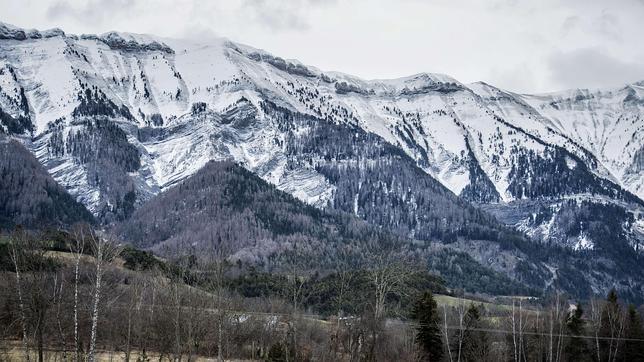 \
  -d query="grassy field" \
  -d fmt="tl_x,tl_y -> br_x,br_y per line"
434,294 -> 540,314
1,342 -> 254,362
